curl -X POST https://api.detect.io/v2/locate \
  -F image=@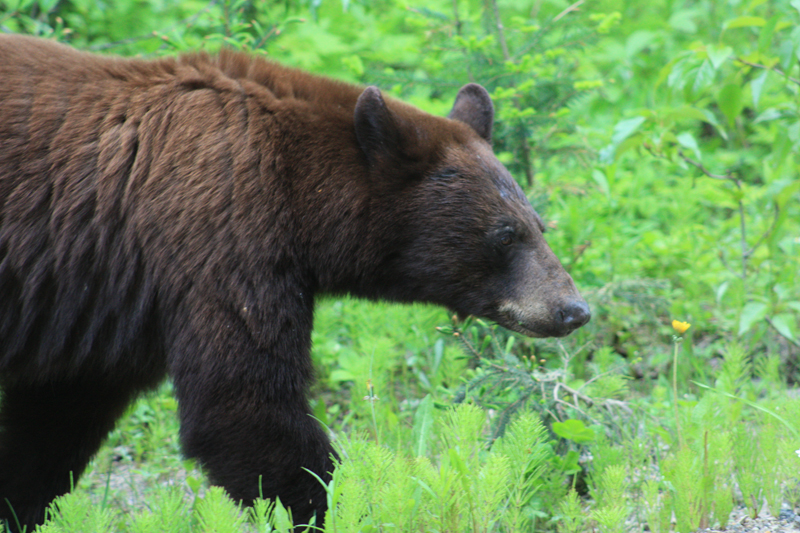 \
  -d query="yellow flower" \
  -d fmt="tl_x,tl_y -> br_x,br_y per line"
672,320 -> 691,334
